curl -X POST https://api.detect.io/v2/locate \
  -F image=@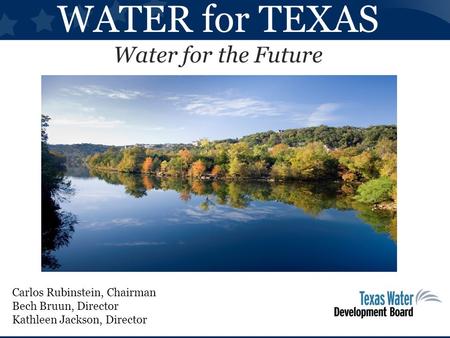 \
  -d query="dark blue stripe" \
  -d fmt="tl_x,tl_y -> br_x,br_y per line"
0,0 -> 449,40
